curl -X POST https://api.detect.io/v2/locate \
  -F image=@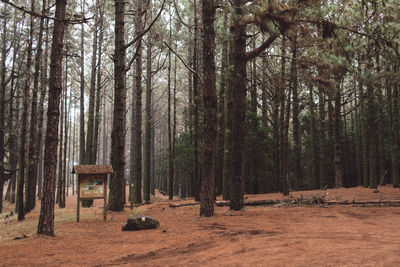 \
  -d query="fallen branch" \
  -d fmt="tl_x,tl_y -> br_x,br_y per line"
169,202 -> 199,208
324,200 -> 400,206
215,199 -> 400,207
